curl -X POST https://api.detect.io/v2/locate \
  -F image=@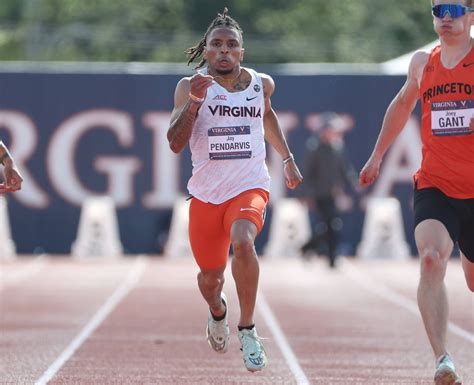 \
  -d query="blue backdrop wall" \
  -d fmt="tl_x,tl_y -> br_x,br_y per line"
0,70 -> 421,255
